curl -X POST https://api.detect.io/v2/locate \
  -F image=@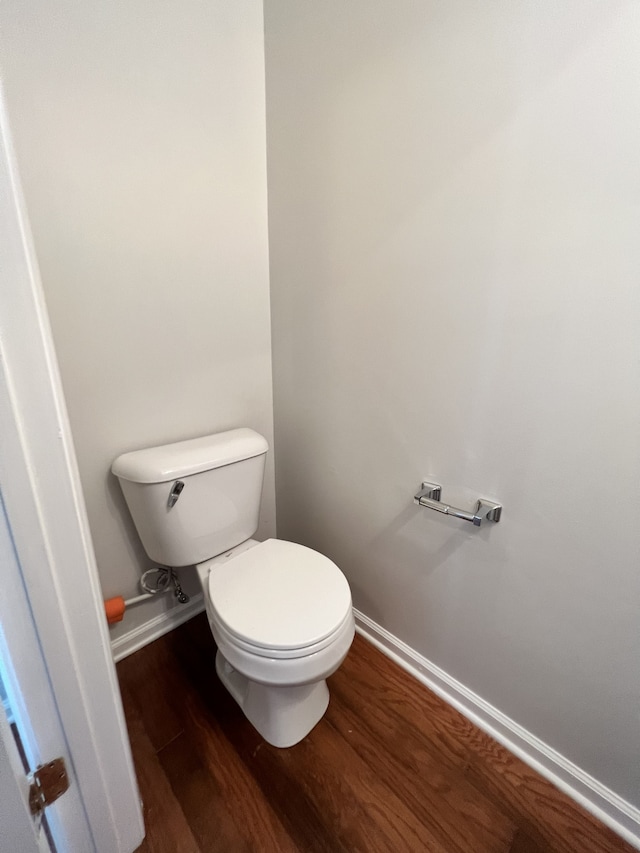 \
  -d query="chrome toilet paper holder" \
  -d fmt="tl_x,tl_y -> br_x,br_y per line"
414,481 -> 502,527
